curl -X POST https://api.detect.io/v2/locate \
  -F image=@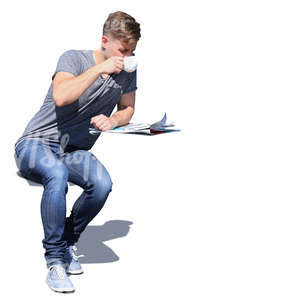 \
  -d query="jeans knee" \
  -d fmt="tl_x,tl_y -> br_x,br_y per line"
43,164 -> 69,188
102,174 -> 113,194
90,170 -> 113,197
